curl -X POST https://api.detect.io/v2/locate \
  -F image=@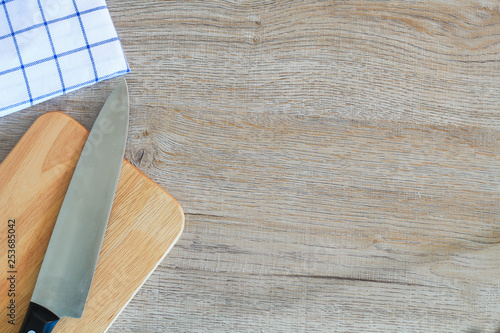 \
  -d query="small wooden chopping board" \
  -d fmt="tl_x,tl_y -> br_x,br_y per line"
0,112 -> 184,332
